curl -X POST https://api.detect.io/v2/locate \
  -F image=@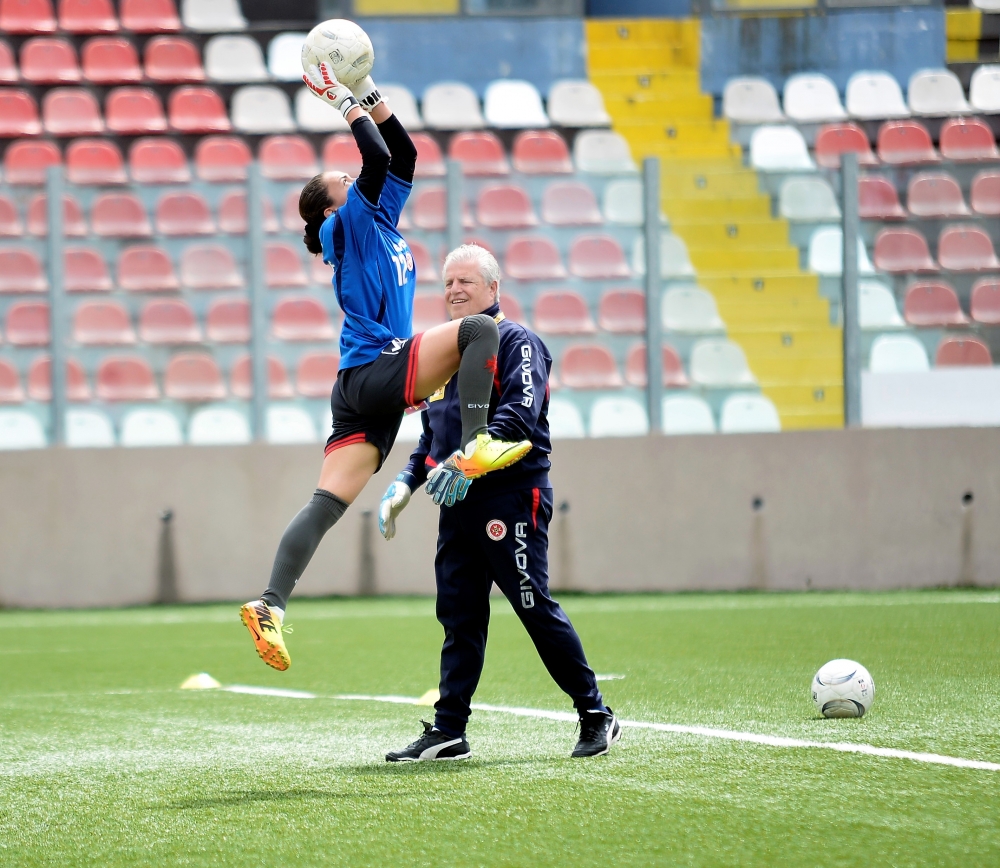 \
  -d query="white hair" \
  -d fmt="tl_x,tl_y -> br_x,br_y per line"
442,244 -> 501,296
